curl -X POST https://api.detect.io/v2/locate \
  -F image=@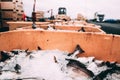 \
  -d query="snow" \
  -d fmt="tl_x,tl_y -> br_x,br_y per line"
0,49 -> 120,80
